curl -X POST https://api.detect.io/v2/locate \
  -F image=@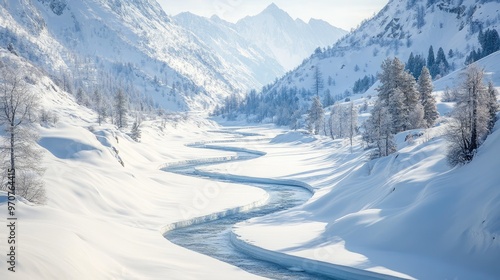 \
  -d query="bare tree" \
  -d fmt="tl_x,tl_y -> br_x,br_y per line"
0,63 -> 45,203
447,65 -> 491,165
347,102 -> 358,152
487,81 -> 498,131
